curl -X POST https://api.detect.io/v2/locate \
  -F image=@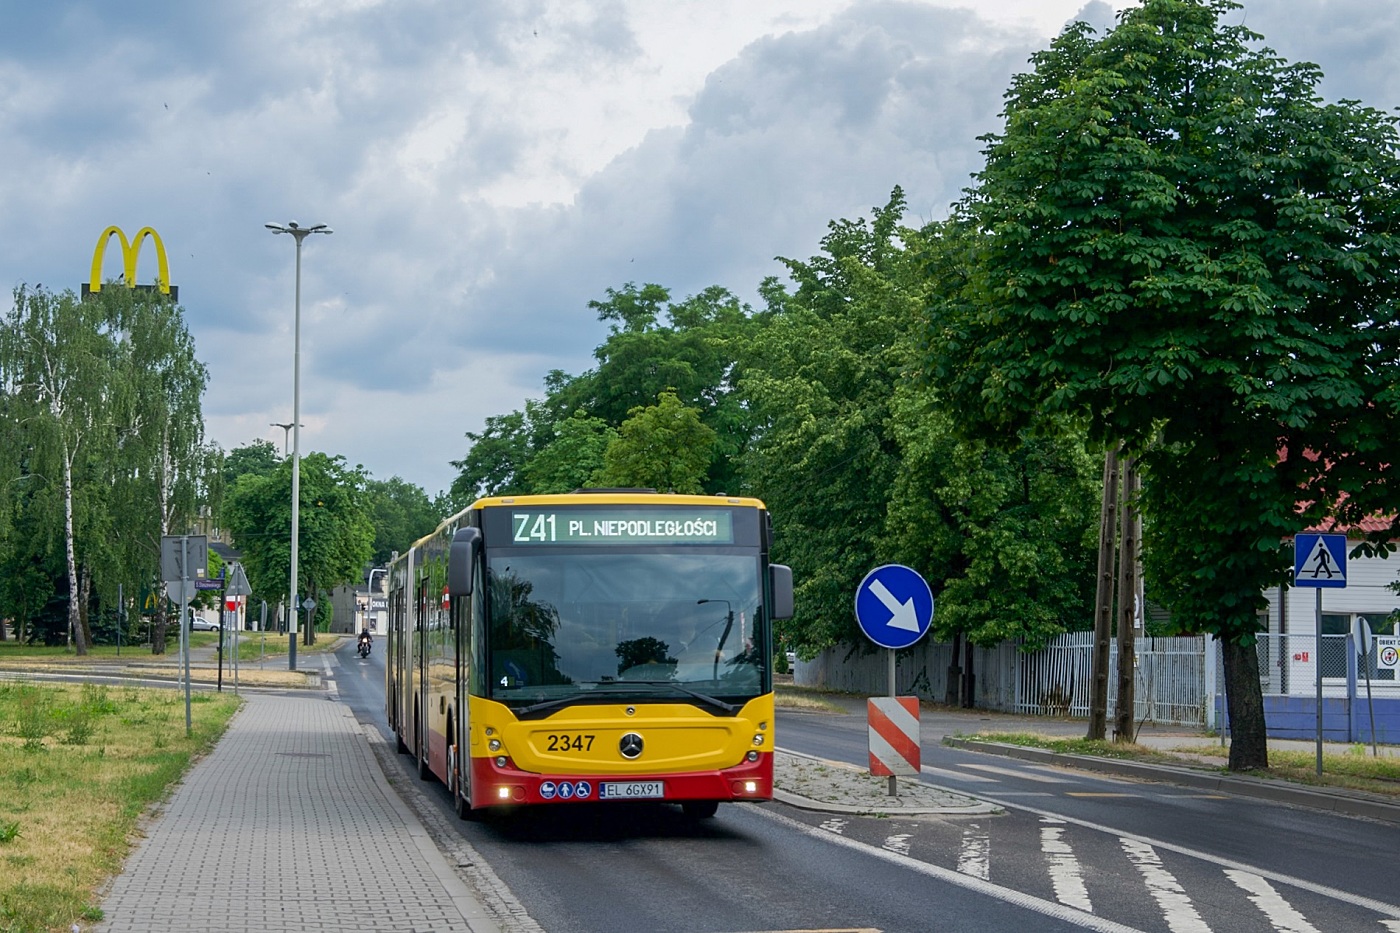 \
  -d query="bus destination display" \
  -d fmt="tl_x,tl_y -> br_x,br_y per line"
511,509 -> 734,545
